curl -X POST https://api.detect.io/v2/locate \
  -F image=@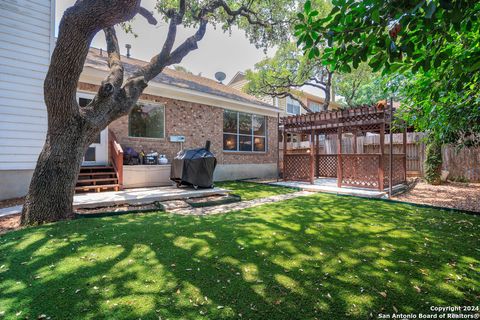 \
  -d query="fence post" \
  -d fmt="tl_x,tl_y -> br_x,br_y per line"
403,128 -> 407,183
283,128 -> 288,180
310,129 -> 315,184
379,123 -> 385,191
337,128 -> 343,187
